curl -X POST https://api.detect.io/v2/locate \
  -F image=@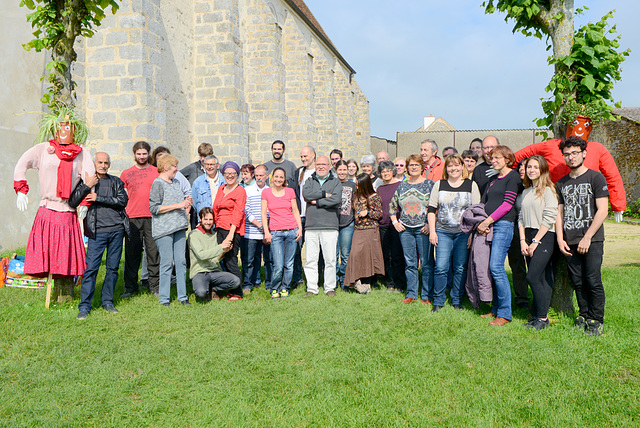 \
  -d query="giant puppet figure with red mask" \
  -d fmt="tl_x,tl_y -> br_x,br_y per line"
514,116 -> 626,221
13,108 -> 96,297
